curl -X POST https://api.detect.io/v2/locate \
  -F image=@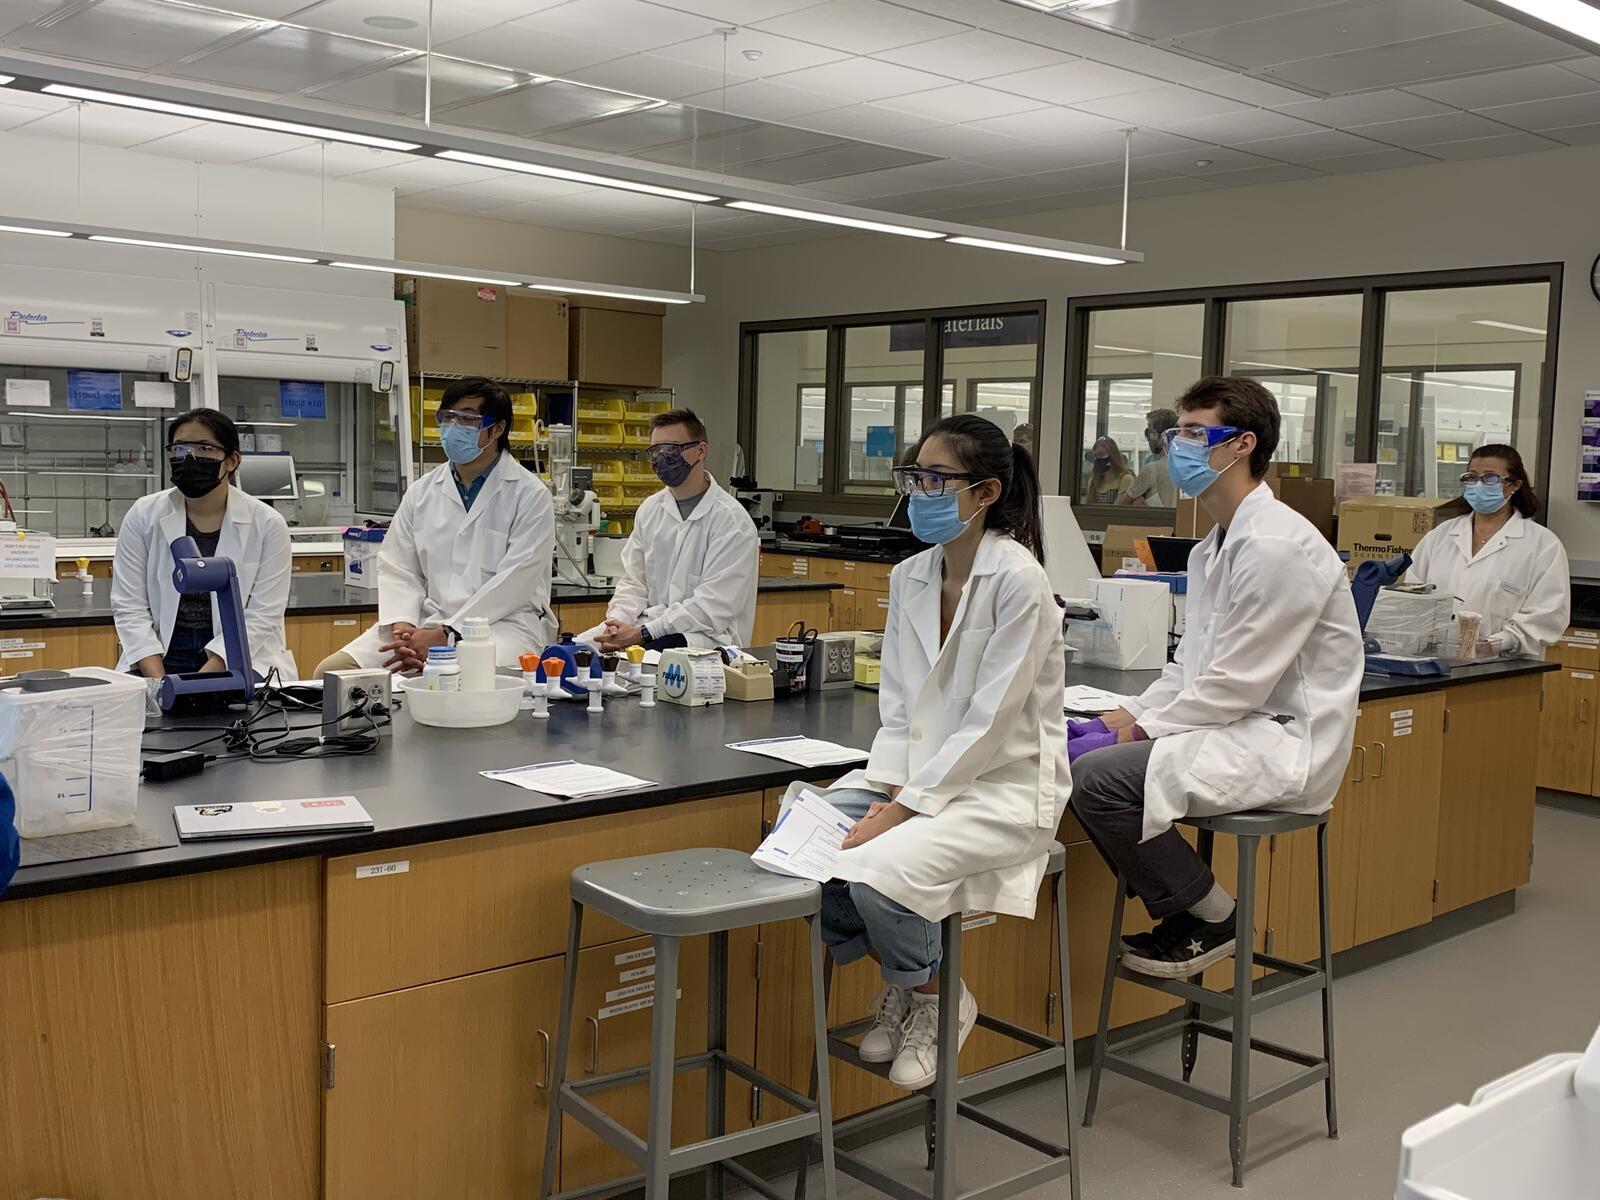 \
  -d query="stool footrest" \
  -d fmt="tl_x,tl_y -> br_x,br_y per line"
1097,1047 -> 1330,1117
957,1100 -> 1070,1159
567,1050 -> 714,1098
1192,1021 -> 1326,1070
1112,958 -> 1326,1014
